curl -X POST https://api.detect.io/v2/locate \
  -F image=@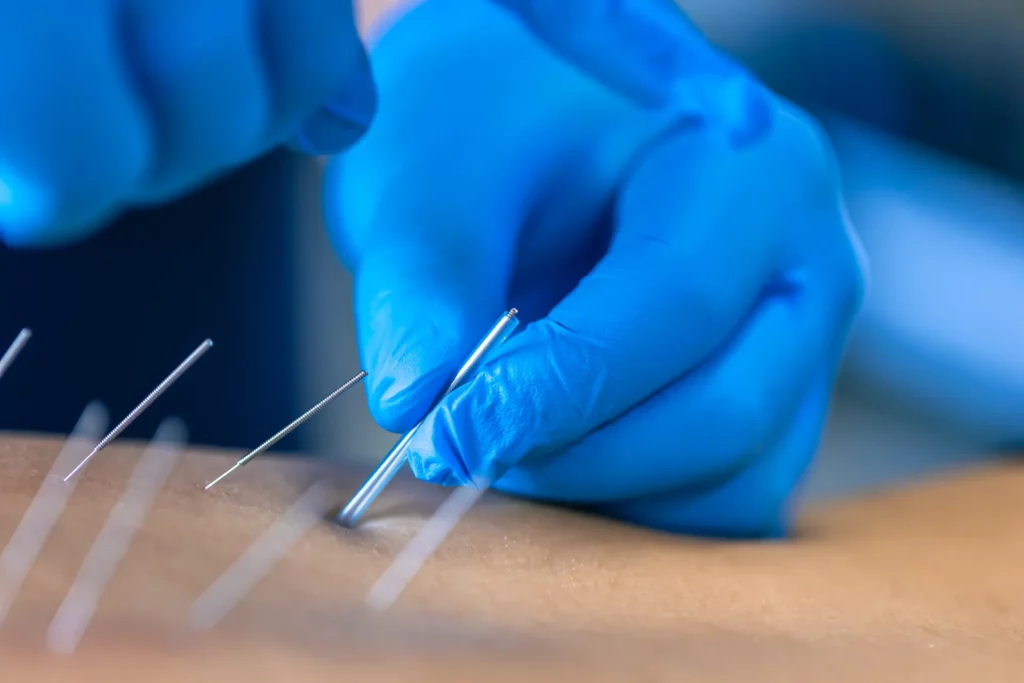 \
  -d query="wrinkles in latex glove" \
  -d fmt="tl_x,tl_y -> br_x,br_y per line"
326,0 -> 865,537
